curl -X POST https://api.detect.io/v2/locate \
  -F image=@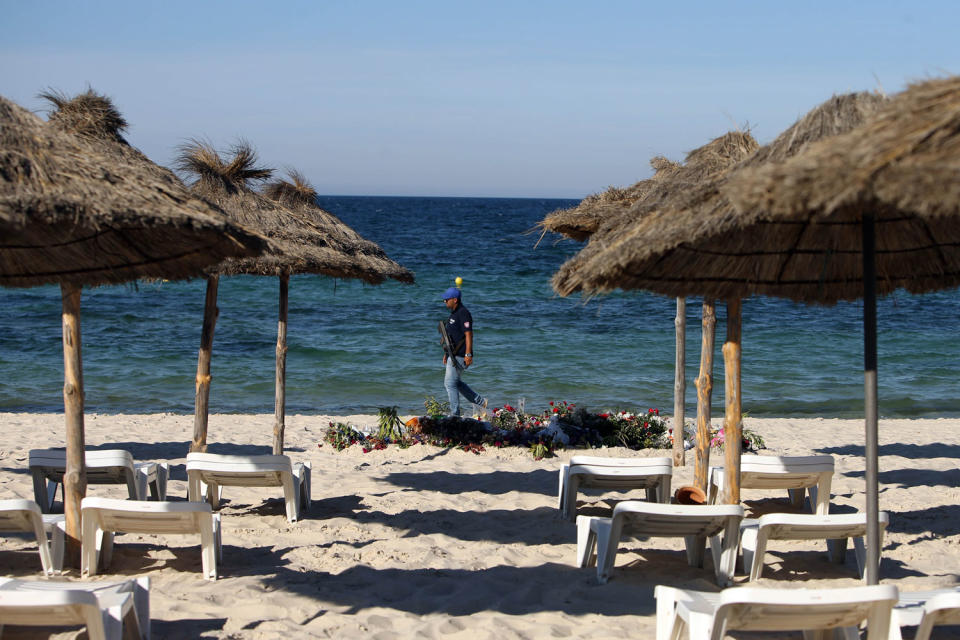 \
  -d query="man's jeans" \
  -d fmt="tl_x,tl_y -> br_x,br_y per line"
444,357 -> 484,416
